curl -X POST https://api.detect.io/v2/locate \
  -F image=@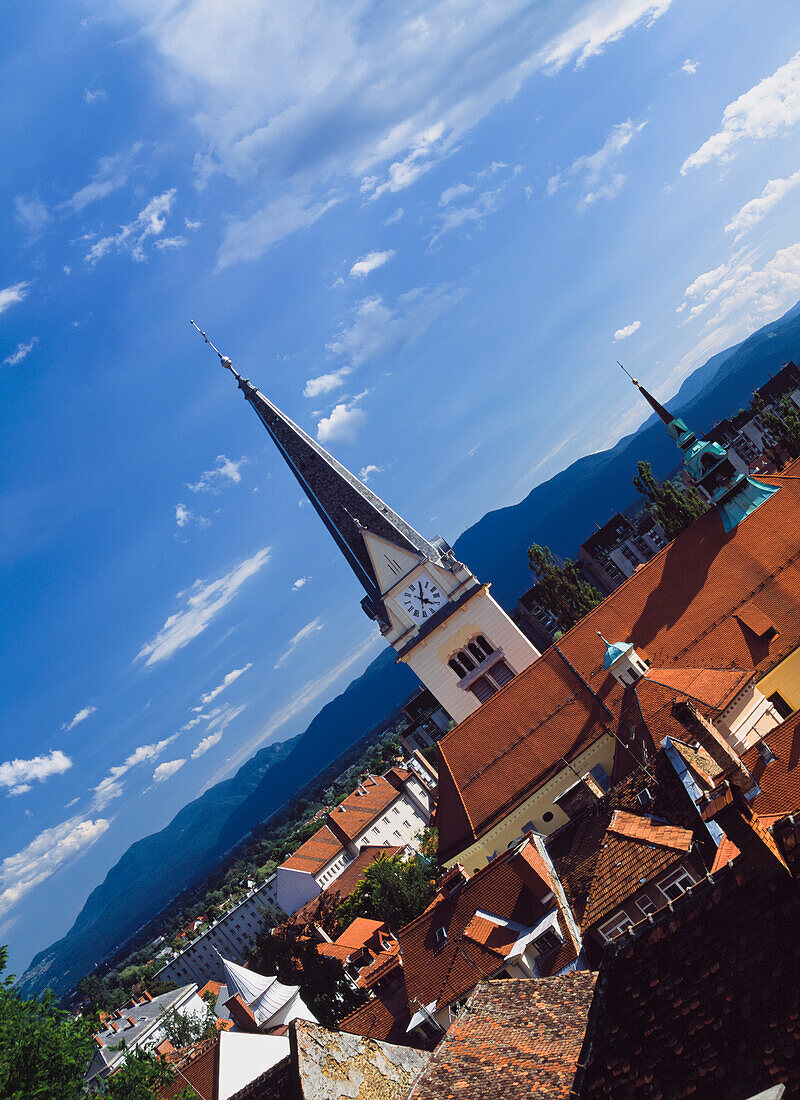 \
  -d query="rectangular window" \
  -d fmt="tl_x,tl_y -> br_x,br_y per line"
658,868 -> 696,902
599,912 -> 634,943
768,692 -> 793,720
637,895 -> 658,917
